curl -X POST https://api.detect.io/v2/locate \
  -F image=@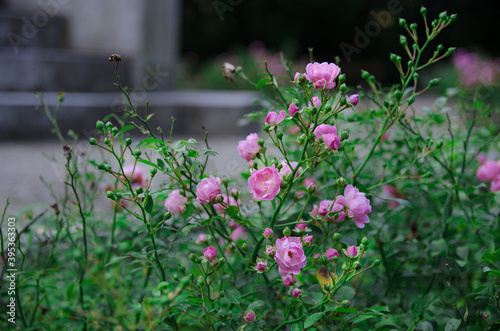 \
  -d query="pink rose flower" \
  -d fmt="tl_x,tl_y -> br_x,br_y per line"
296,220 -> 308,231
294,72 -> 302,83
292,288 -> 302,298
274,236 -> 307,276
256,262 -> 267,272
282,274 -> 297,287
203,246 -> 217,260
196,175 -> 222,204
164,189 -> 188,214
303,235 -> 313,245
303,177 -> 317,190
325,248 -> 339,262
313,124 -> 340,150
477,160 -> 500,182
309,96 -> 321,108
196,234 -> 208,244
123,164 -> 147,190
335,185 -> 372,228
346,246 -> 358,258
214,194 -> 239,213
347,94 -> 359,106
312,200 -> 345,222
305,62 -> 340,89
248,165 -> 281,201
266,245 -> 276,257
237,133 -> 261,162
245,311 -> 256,322
279,160 -> 303,180
288,103 -> 300,116
263,227 -> 273,238
266,110 -> 287,126
490,175 -> 500,192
